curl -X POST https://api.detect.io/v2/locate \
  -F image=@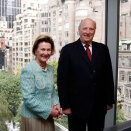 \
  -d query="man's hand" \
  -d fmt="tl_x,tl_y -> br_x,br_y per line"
63,108 -> 72,115
107,105 -> 112,110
